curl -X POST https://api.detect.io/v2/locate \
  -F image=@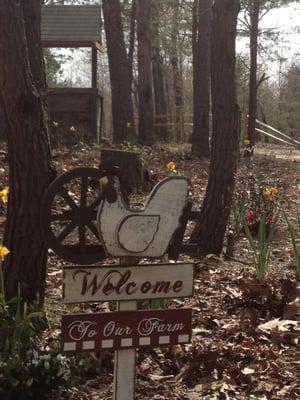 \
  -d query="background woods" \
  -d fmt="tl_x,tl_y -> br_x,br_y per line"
0,1 -> 299,399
